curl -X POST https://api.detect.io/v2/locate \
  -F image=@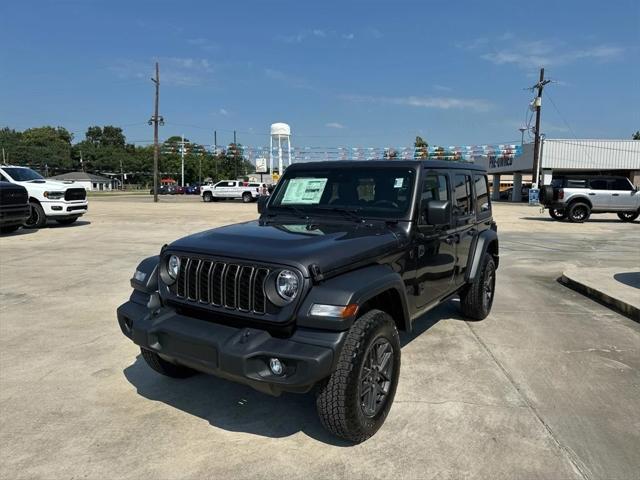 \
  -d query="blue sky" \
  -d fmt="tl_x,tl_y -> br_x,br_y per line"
1,0 -> 638,149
